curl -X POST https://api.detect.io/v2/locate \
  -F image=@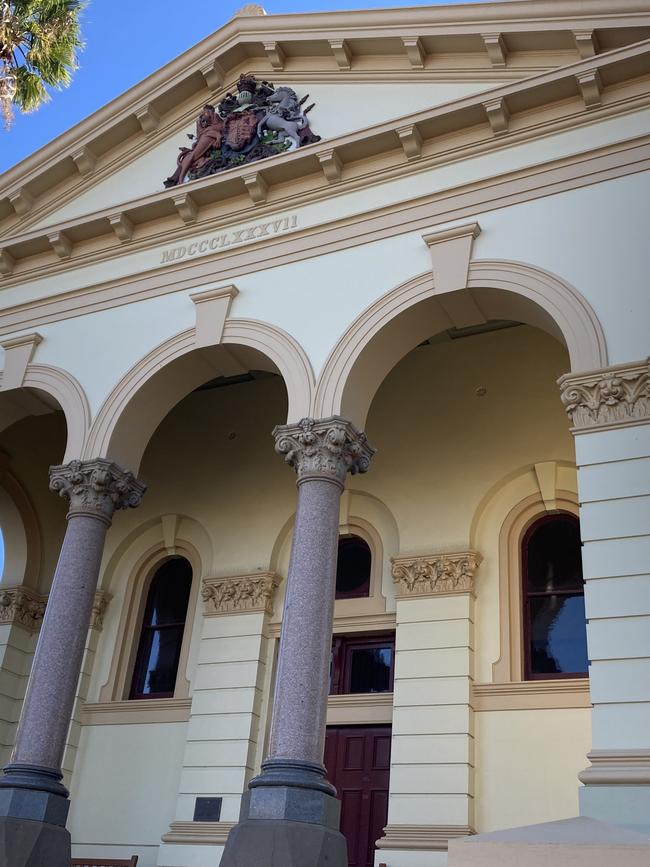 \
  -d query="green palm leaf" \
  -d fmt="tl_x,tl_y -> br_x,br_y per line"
0,0 -> 85,128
